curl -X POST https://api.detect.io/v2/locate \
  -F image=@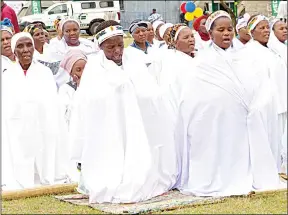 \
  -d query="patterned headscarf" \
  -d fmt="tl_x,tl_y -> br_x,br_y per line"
165,24 -> 187,49
23,23 -> 42,36
1,18 -> 14,34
